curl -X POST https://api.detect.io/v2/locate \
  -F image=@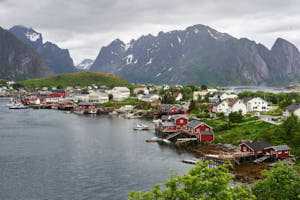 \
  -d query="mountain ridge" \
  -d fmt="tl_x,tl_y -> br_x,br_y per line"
90,24 -> 300,86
